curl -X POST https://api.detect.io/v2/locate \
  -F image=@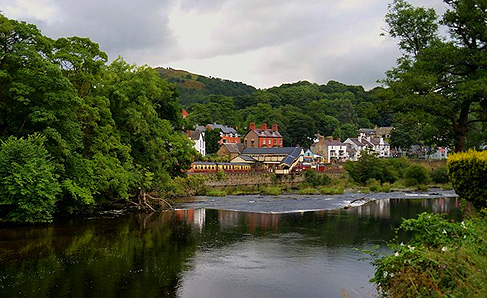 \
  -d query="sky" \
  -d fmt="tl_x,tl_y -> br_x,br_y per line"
1,0 -> 445,89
